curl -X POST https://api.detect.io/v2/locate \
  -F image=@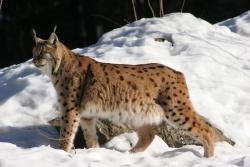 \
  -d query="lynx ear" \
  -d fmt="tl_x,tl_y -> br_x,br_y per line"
48,32 -> 59,46
32,29 -> 42,44
47,25 -> 58,45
